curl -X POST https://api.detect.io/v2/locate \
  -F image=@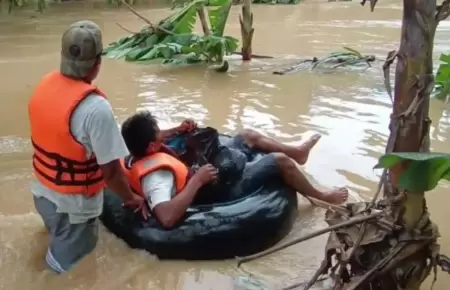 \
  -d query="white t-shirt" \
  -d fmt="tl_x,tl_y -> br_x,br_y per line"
31,93 -> 129,224
141,170 -> 176,210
